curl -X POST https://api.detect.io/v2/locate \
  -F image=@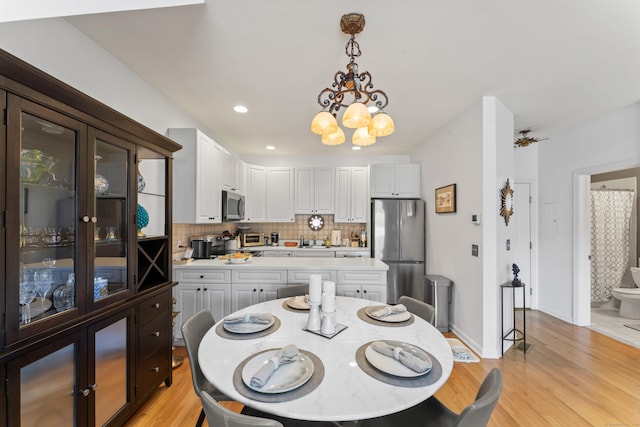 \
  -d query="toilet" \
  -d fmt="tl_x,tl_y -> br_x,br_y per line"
611,267 -> 640,319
